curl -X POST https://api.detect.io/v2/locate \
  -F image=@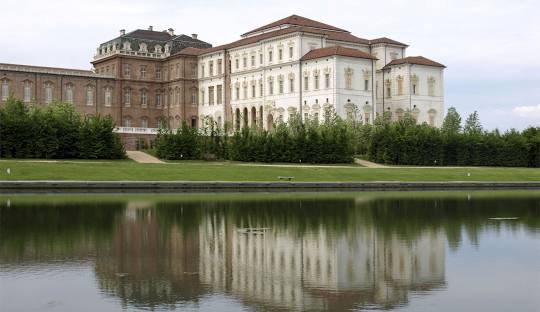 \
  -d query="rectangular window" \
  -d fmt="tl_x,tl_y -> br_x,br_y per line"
123,64 -> 130,78
236,87 -> 240,100
86,87 -> 94,106
191,92 -> 196,105
191,64 -> 197,77
66,86 -> 74,104
235,59 -> 239,69
413,84 -> 417,95
201,65 -> 205,78
304,77 -> 308,91
259,54 -> 263,64
141,118 -> 148,128
23,83 -> 31,103
200,90 -> 205,105
156,67 -> 162,80
105,88 -> 112,107
289,78 -> 294,93
364,79 -> 369,91
243,57 -> 247,68
259,82 -> 263,97
279,80 -> 284,94
217,59 -> 222,75
1,80 -> 9,101
209,61 -> 214,76
156,94 -> 162,108
278,49 -> 283,61
268,51 -> 273,63
243,85 -> 248,99
175,64 -> 180,78
124,89 -> 131,106
251,84 -> 256,98
208,86 -> 214,105
289,46 -> 294,58
314,75 -> 319,89
325,74 -> 330,89
269,81 -> 274,95
45,84 -> 53,104
141,66 -> 147,79
251,55 -> 255,67
141,90 -> 147,107
217,85 -> 222,104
